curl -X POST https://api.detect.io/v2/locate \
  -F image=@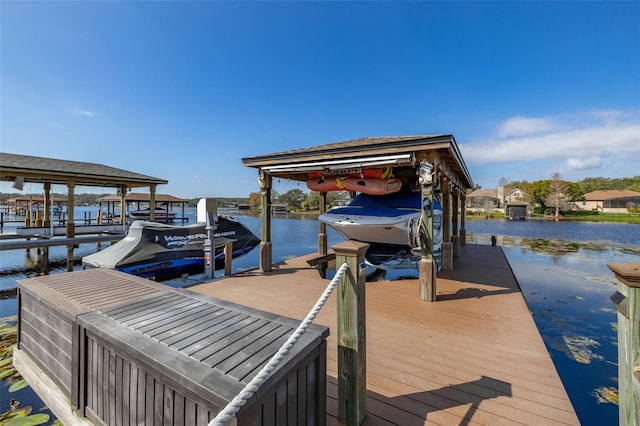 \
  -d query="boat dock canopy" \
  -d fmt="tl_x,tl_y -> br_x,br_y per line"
241,134 -> 474,189
97,193 -> 187,204
0,152 -> 168,188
